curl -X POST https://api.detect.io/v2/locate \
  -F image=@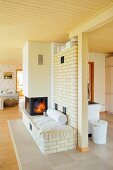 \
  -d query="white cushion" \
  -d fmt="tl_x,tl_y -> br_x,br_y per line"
47,109 -> 67,125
